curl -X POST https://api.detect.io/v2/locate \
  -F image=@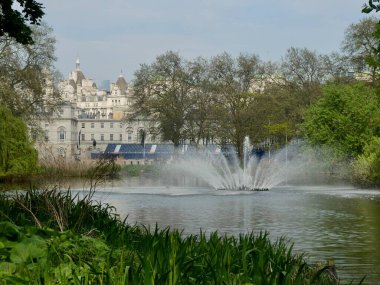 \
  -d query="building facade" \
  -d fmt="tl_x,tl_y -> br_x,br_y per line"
39,59 -> 159,162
